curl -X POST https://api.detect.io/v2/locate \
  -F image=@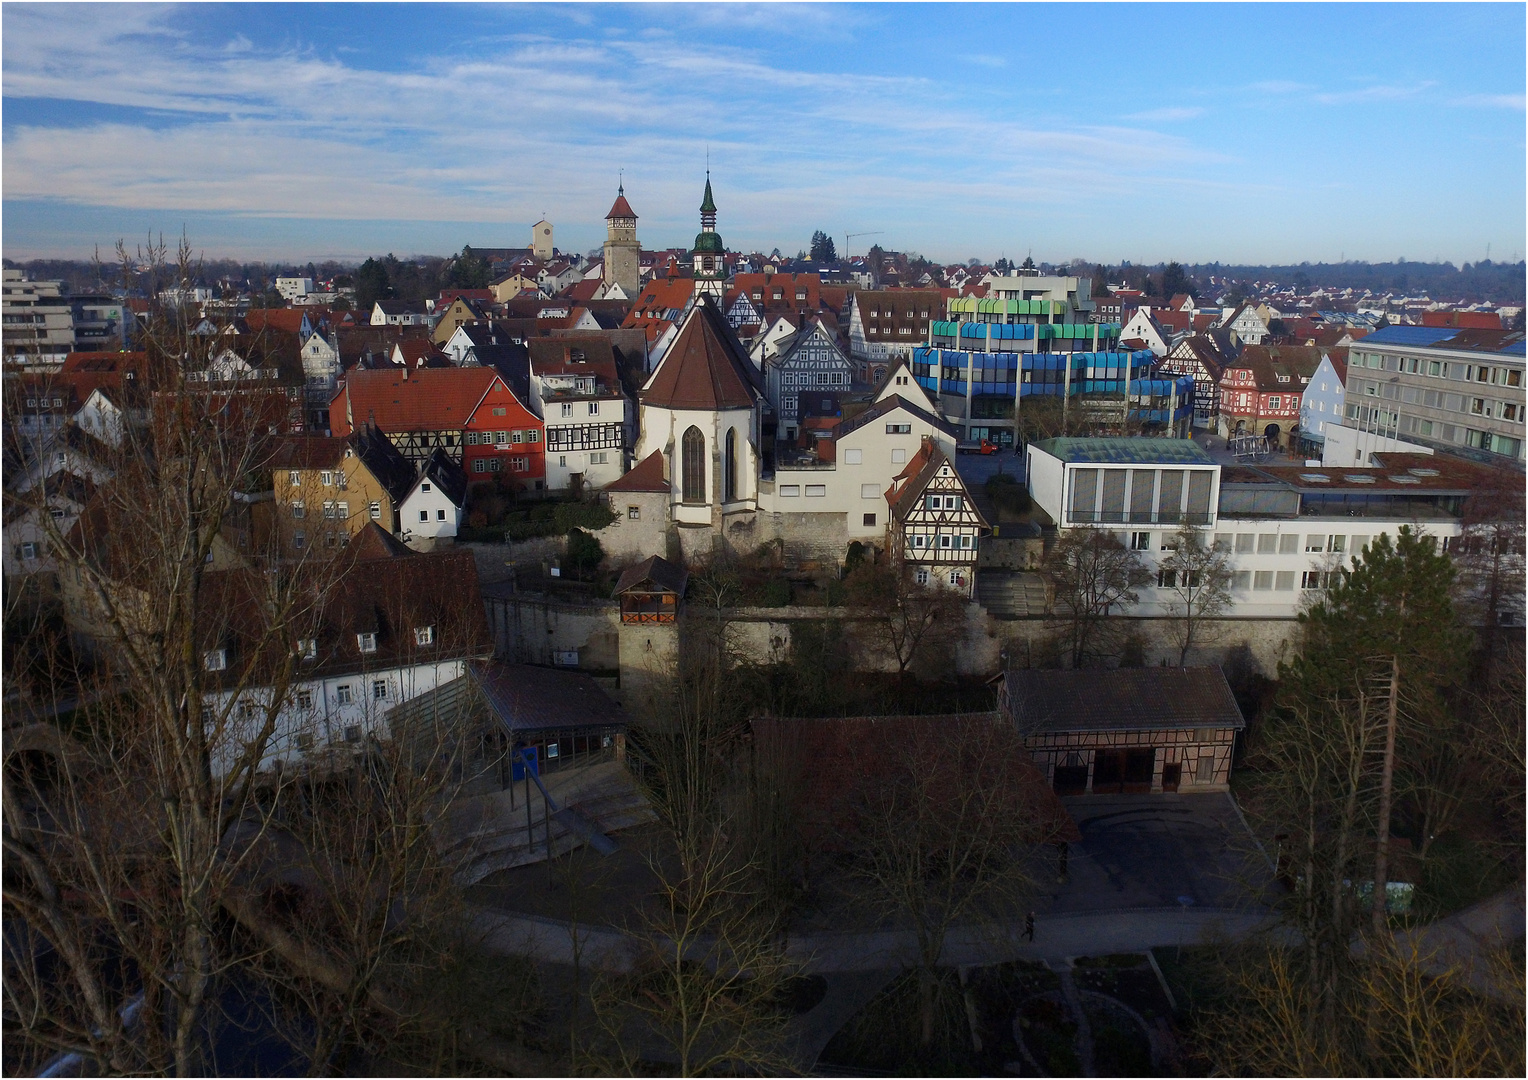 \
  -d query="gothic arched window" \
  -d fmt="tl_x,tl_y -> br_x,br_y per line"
682,426 -> 705,503
724,427 -> 737,503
